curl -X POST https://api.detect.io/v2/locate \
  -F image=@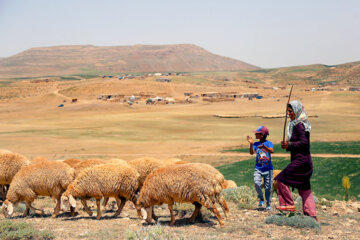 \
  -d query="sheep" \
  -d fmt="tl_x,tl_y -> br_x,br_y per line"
67,158 -> 128,209
128,157 -> 183,189
2,161 -> 75,218
61,163 -> 141,220
128,157 -> 190,218
223,180 -> 238,189
30,156 -> 50,165
164,158 -> 189,165
72,159 -> 107,177
62,158 -> 83,168
137,163 -> 226,227
101,159 -> 129,207
0,152 -> 30,200
189,163 -> 230,219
